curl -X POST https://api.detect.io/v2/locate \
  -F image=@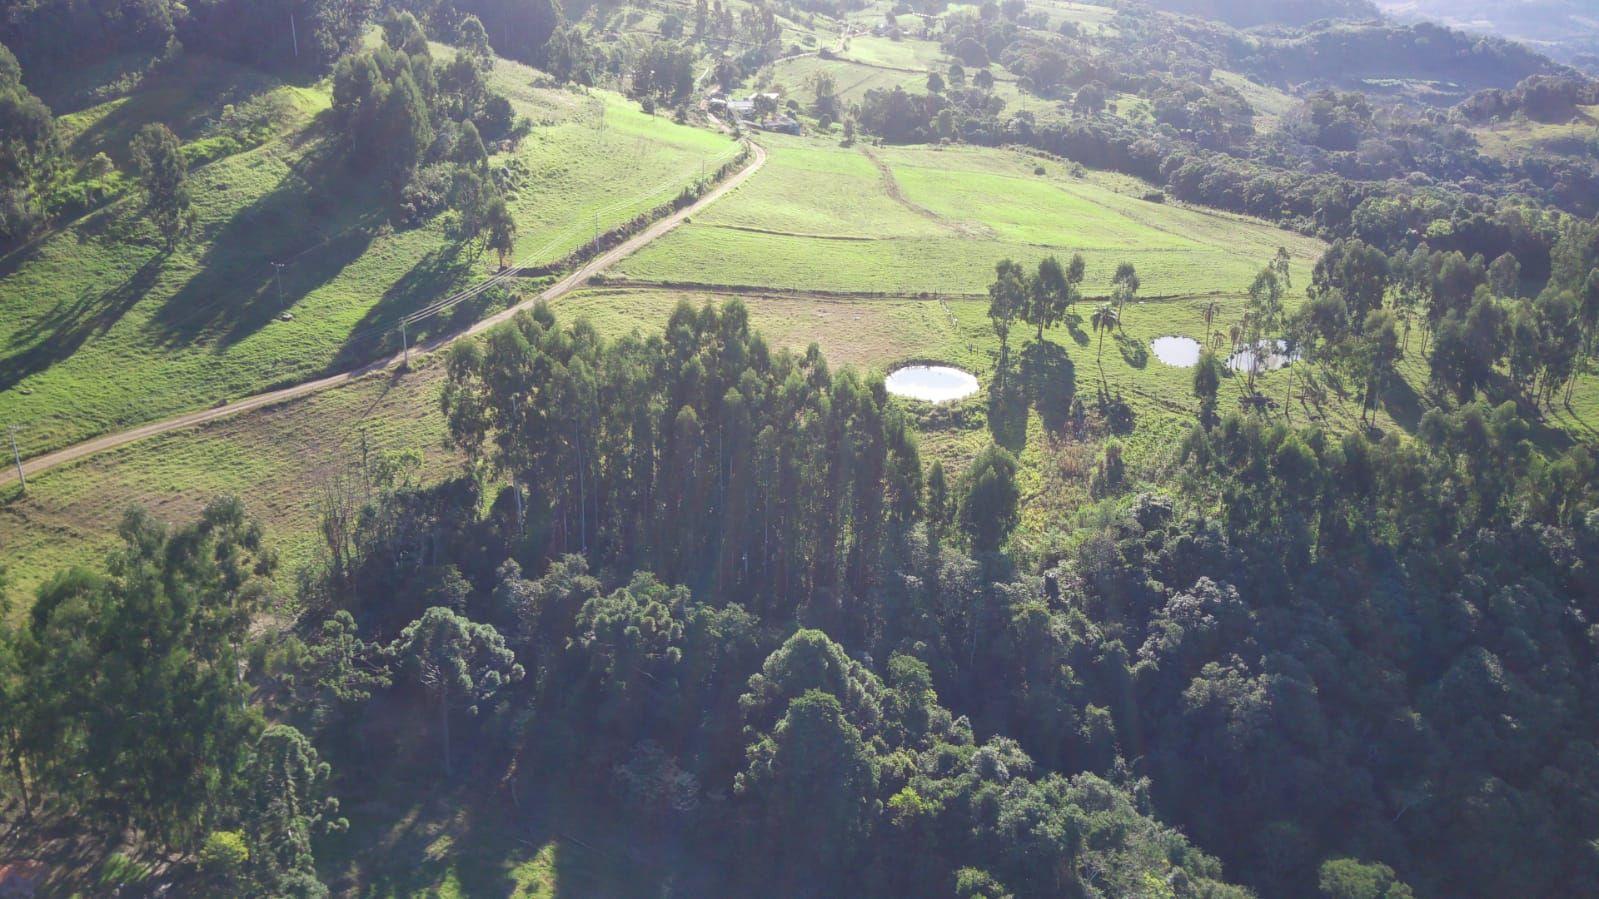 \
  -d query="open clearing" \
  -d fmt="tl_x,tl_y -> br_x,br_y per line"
616,134 -> 1324,296
0,52 -> 735,459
